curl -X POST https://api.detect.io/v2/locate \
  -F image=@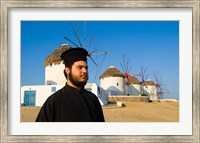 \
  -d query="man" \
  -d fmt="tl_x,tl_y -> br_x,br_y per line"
36,48 -> 105,122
